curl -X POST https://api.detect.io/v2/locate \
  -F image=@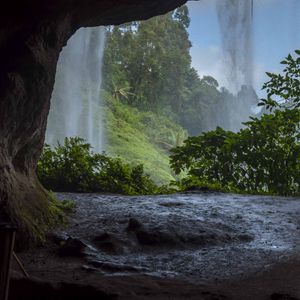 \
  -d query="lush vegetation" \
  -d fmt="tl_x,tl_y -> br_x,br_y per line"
171,50 -> 300,196
38,137 -> 168,195
100,5 -> 258,186
103,6 -> 258,135
104,92 -> 187,184
259,50 -> 300,110
40,4 -> 299,197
